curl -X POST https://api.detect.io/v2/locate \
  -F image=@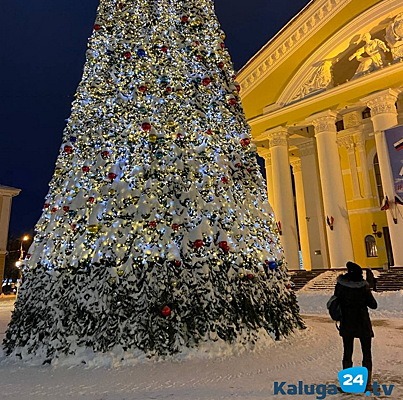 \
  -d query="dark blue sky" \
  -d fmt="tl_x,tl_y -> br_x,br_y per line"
1,0 -> 311,237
